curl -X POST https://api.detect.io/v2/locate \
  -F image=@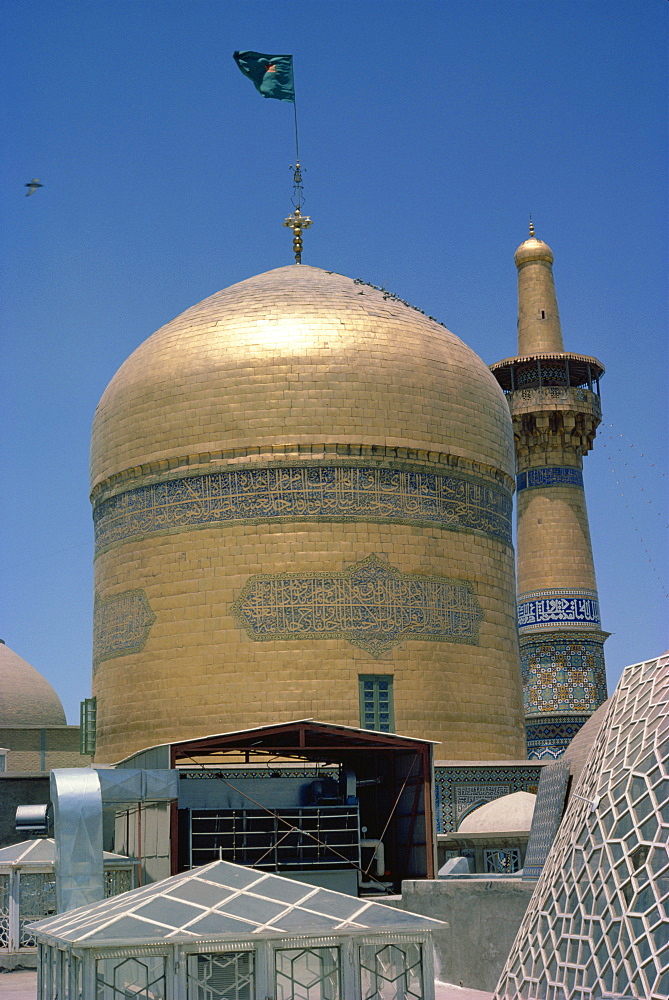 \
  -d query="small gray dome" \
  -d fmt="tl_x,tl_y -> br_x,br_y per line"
458,791 -> 536,835
0,643 -> 66,726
